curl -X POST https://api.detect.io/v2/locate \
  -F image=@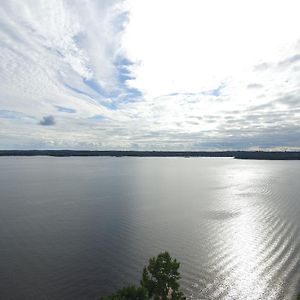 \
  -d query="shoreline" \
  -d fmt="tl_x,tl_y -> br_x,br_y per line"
0,150 -> 300,160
